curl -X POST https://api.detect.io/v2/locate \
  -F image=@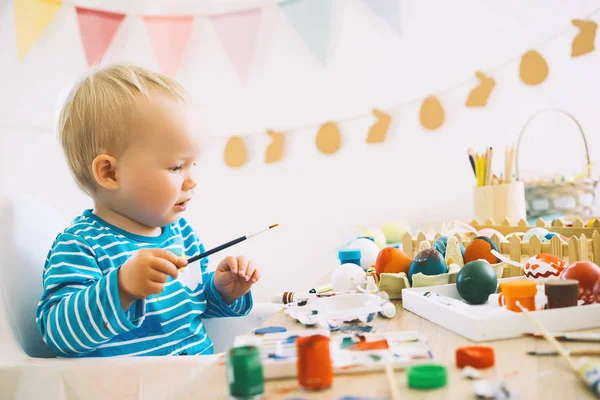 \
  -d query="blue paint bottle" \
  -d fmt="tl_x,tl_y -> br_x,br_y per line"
338,248 -> 361,267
